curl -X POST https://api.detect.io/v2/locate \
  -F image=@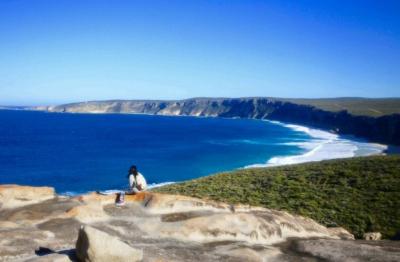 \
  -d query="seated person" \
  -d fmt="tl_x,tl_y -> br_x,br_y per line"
128,165 -> 147,193
116,165 -> 147,206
